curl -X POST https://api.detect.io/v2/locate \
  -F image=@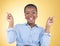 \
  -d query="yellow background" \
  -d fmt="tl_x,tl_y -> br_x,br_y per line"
0,0 -> 60,46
